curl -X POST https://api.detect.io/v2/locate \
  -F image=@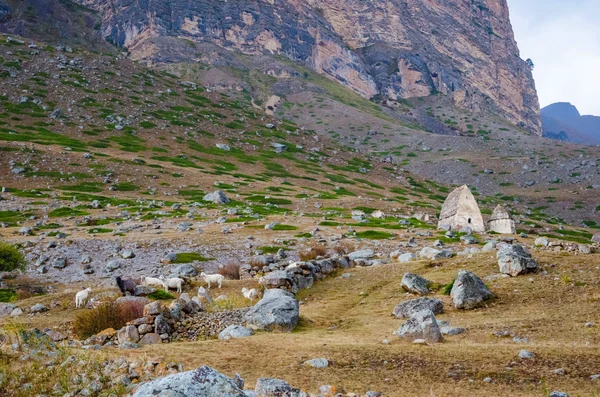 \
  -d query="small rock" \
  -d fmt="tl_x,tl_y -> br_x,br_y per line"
303,358 -> 329,368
